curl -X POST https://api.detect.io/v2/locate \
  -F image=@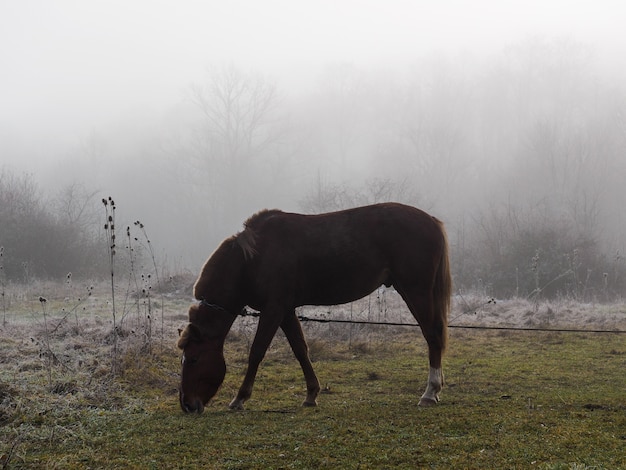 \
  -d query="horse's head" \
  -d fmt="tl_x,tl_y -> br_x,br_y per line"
177,302 -> 235,414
